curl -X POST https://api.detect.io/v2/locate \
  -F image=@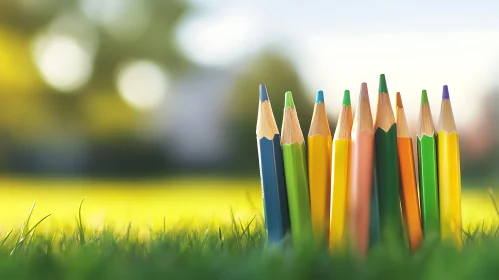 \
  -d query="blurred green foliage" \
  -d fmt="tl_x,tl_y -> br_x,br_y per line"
0,0 -> 190,140
0,0 -> 195,175
0,0 -> 322,176
0,0 -> 495,182
230,50 -> 314,130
